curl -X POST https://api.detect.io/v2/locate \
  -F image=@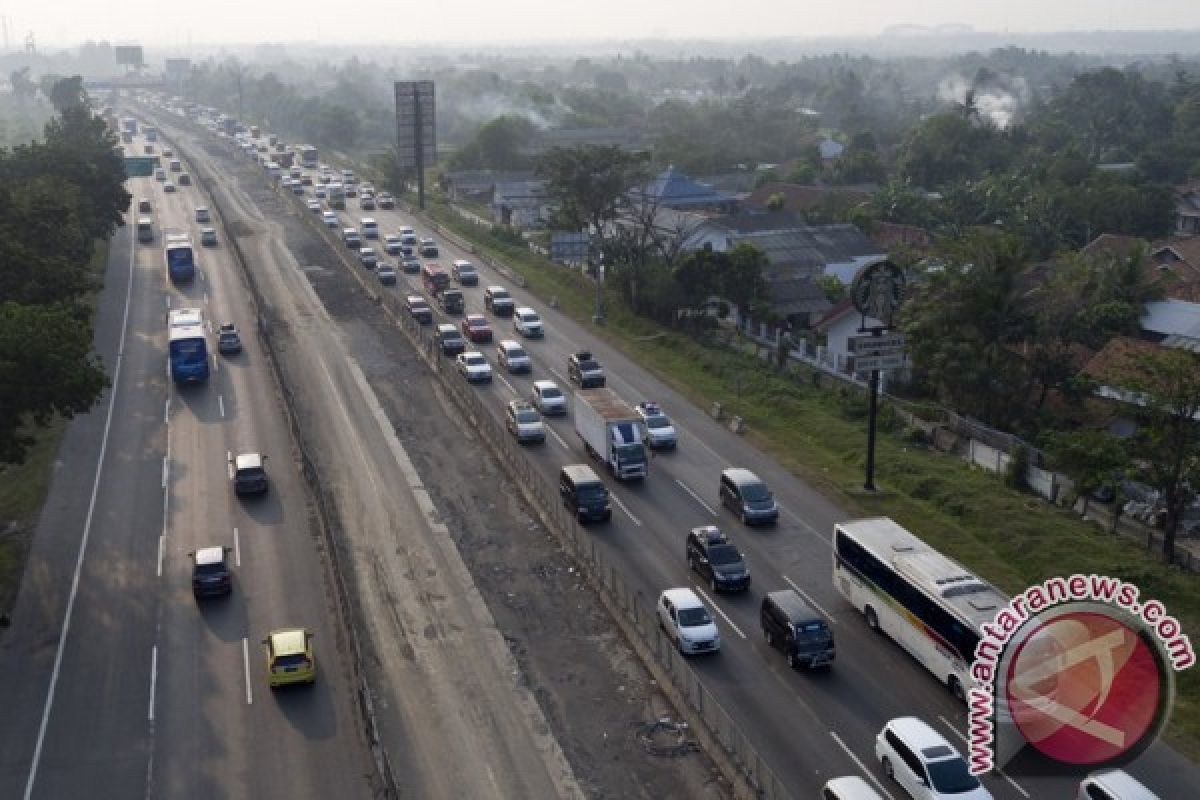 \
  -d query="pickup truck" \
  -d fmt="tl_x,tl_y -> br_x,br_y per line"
574,388 -> 648,480
568,351 -> 605,388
